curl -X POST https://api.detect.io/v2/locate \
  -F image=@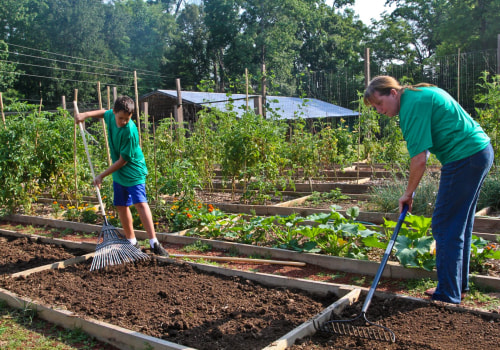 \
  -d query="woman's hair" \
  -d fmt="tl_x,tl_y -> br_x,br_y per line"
113,95 -> 135,115
363,75 -> 434,106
